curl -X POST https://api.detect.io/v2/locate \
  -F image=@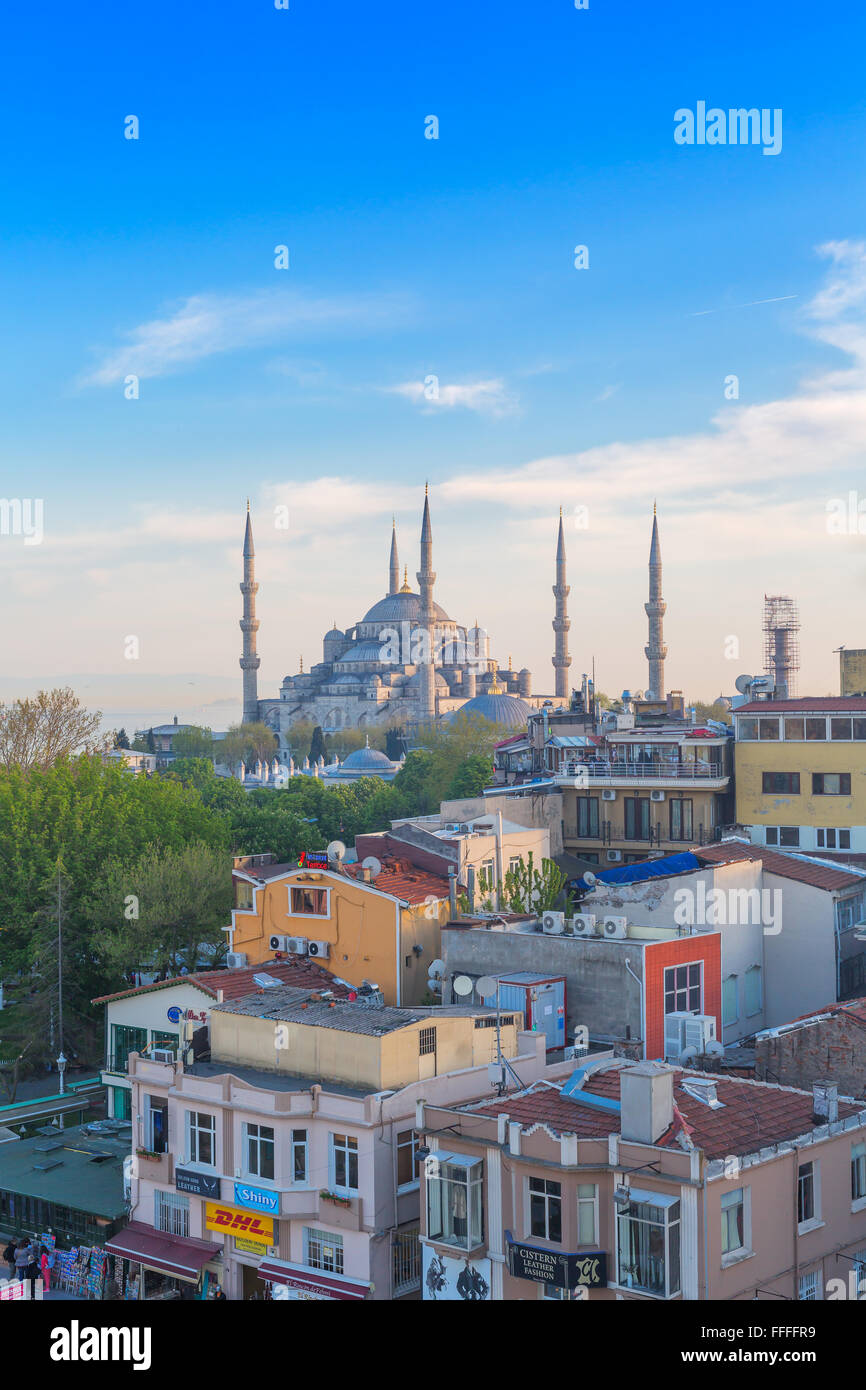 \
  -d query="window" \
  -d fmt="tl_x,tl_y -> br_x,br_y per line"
155,1190 -> 189,1238
762,772 -> 800,794
831,718 -> 853,741
426,1154 -> 484,1250
479,859 -> 495,891
111,1024 -> 147,1073
330,1133 -> 359,1192
758,719 -> 780,741
738,718 -> 758,741
290,886 -> 328,916
624,797 -> 650,841
854,719 -> 866,741
243,1122 -> 275,1181
144,1095 -> 168,1154
149,1030 -> 178,1057
419,1027 -> 436,1057
812,772 -> 851,795
616,1193 -> 681,1298
783,718 -> 805,741
798,1270 -> 819,1301
722,976 -> 738,1026
186,1111 -> 216,1167
744,966 -> 762,1018
852,1143 -> 866,1202
110,1086 -> 131,1121
292,1129 -> 308,1183
765,826 -> 778,845
529,1177 -> 562,1242
508,855 -> 522,874
235,880 -> 254,910
767,826 -> 800,847
817,828 -> 851,849
397,1130 -> 420,1189
805,717 -> 827,741
798,1162 -> 816,1226
577,1184 -> 598,1245
304,1227 -> 343,1274
669,799 -> 693,841
576,796 -> 600,838
721,1188 -> 745,1255
664,963 -> 702,1015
